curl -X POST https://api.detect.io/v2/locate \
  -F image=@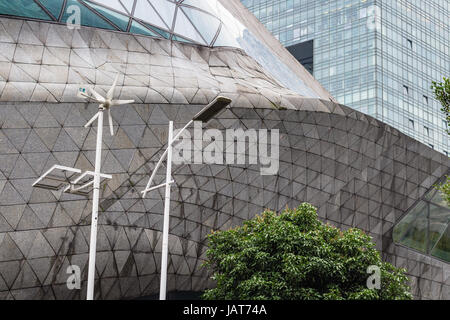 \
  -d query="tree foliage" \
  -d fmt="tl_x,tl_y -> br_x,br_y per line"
432,77 -> 450,206
202,204 -> 412,300
432,77 -> 450,135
